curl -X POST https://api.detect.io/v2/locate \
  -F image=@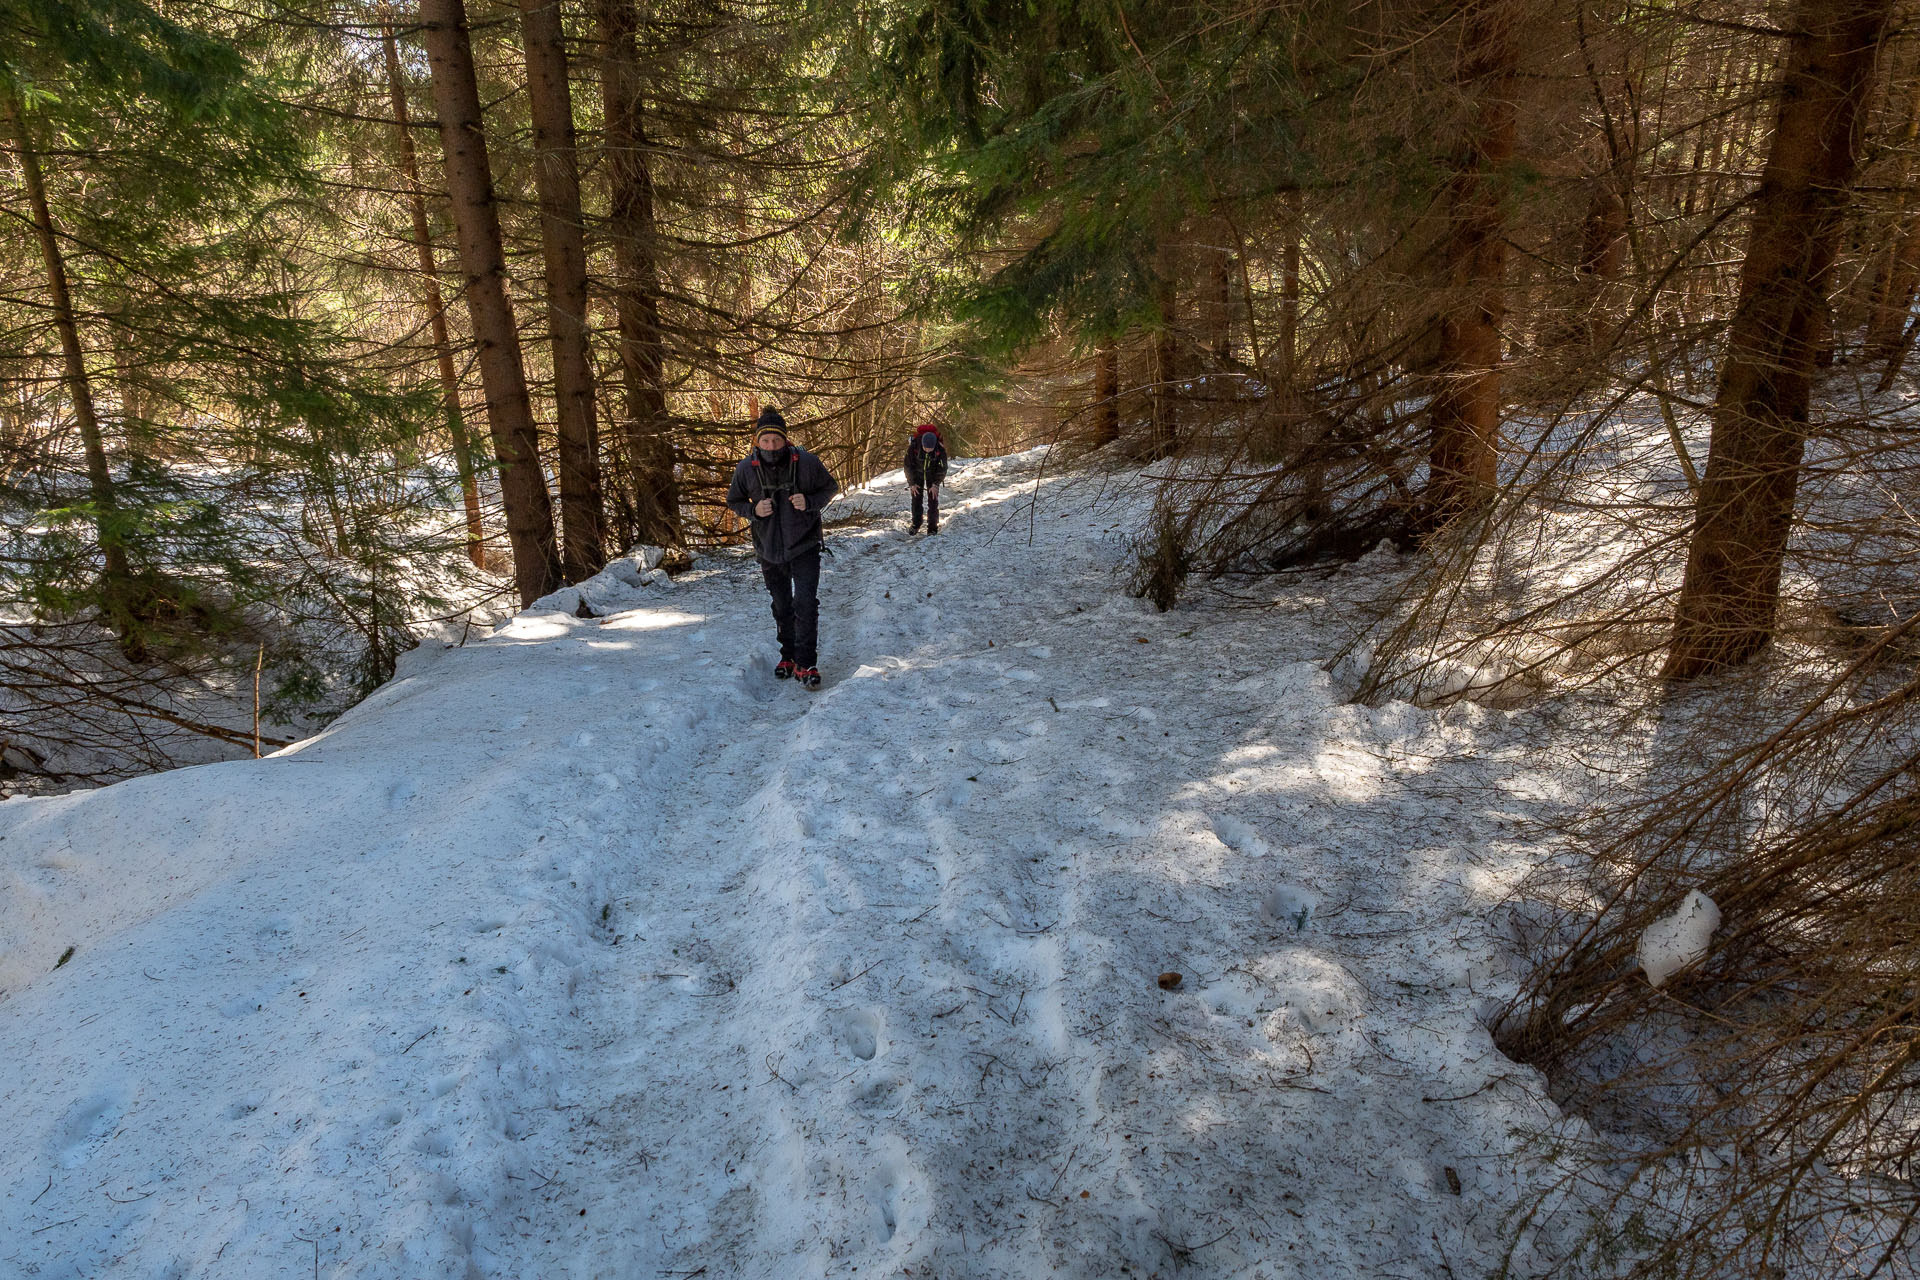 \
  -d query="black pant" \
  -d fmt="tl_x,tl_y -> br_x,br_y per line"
911,486 -> 939,533
760,549 -> 821,668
